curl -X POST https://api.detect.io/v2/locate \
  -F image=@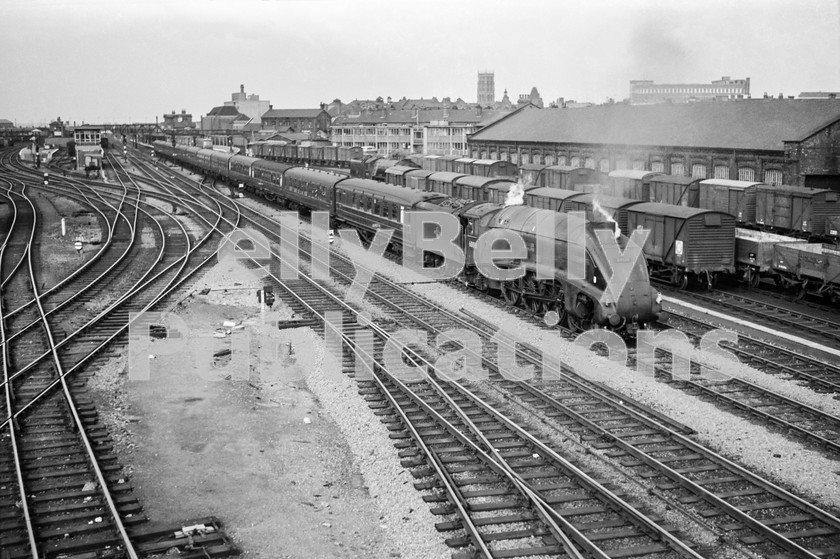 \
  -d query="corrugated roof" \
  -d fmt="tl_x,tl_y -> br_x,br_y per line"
470,100 -> 840,151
